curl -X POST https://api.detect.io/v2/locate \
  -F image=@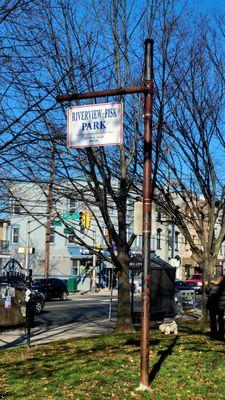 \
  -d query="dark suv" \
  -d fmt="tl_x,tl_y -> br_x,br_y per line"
31,278 -> 68,301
